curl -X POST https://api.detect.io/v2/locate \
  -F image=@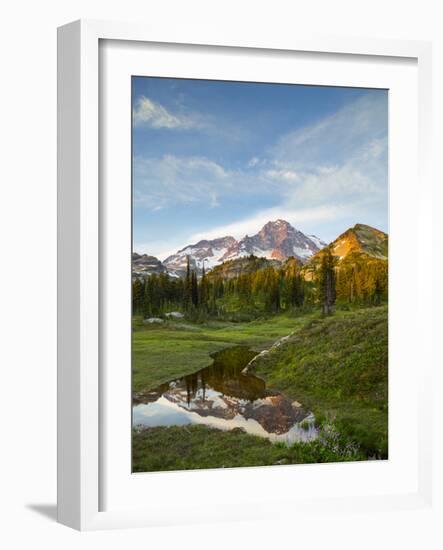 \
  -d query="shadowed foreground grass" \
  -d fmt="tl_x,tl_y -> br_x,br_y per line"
132,424 -> 363,472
